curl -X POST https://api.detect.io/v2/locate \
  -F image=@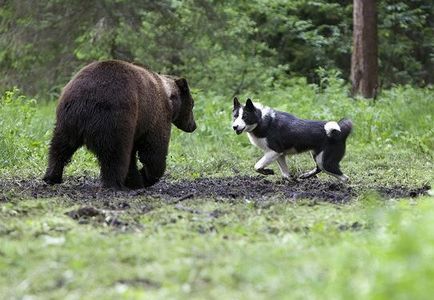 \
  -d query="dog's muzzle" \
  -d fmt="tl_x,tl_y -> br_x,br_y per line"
233,126 -> 244,135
